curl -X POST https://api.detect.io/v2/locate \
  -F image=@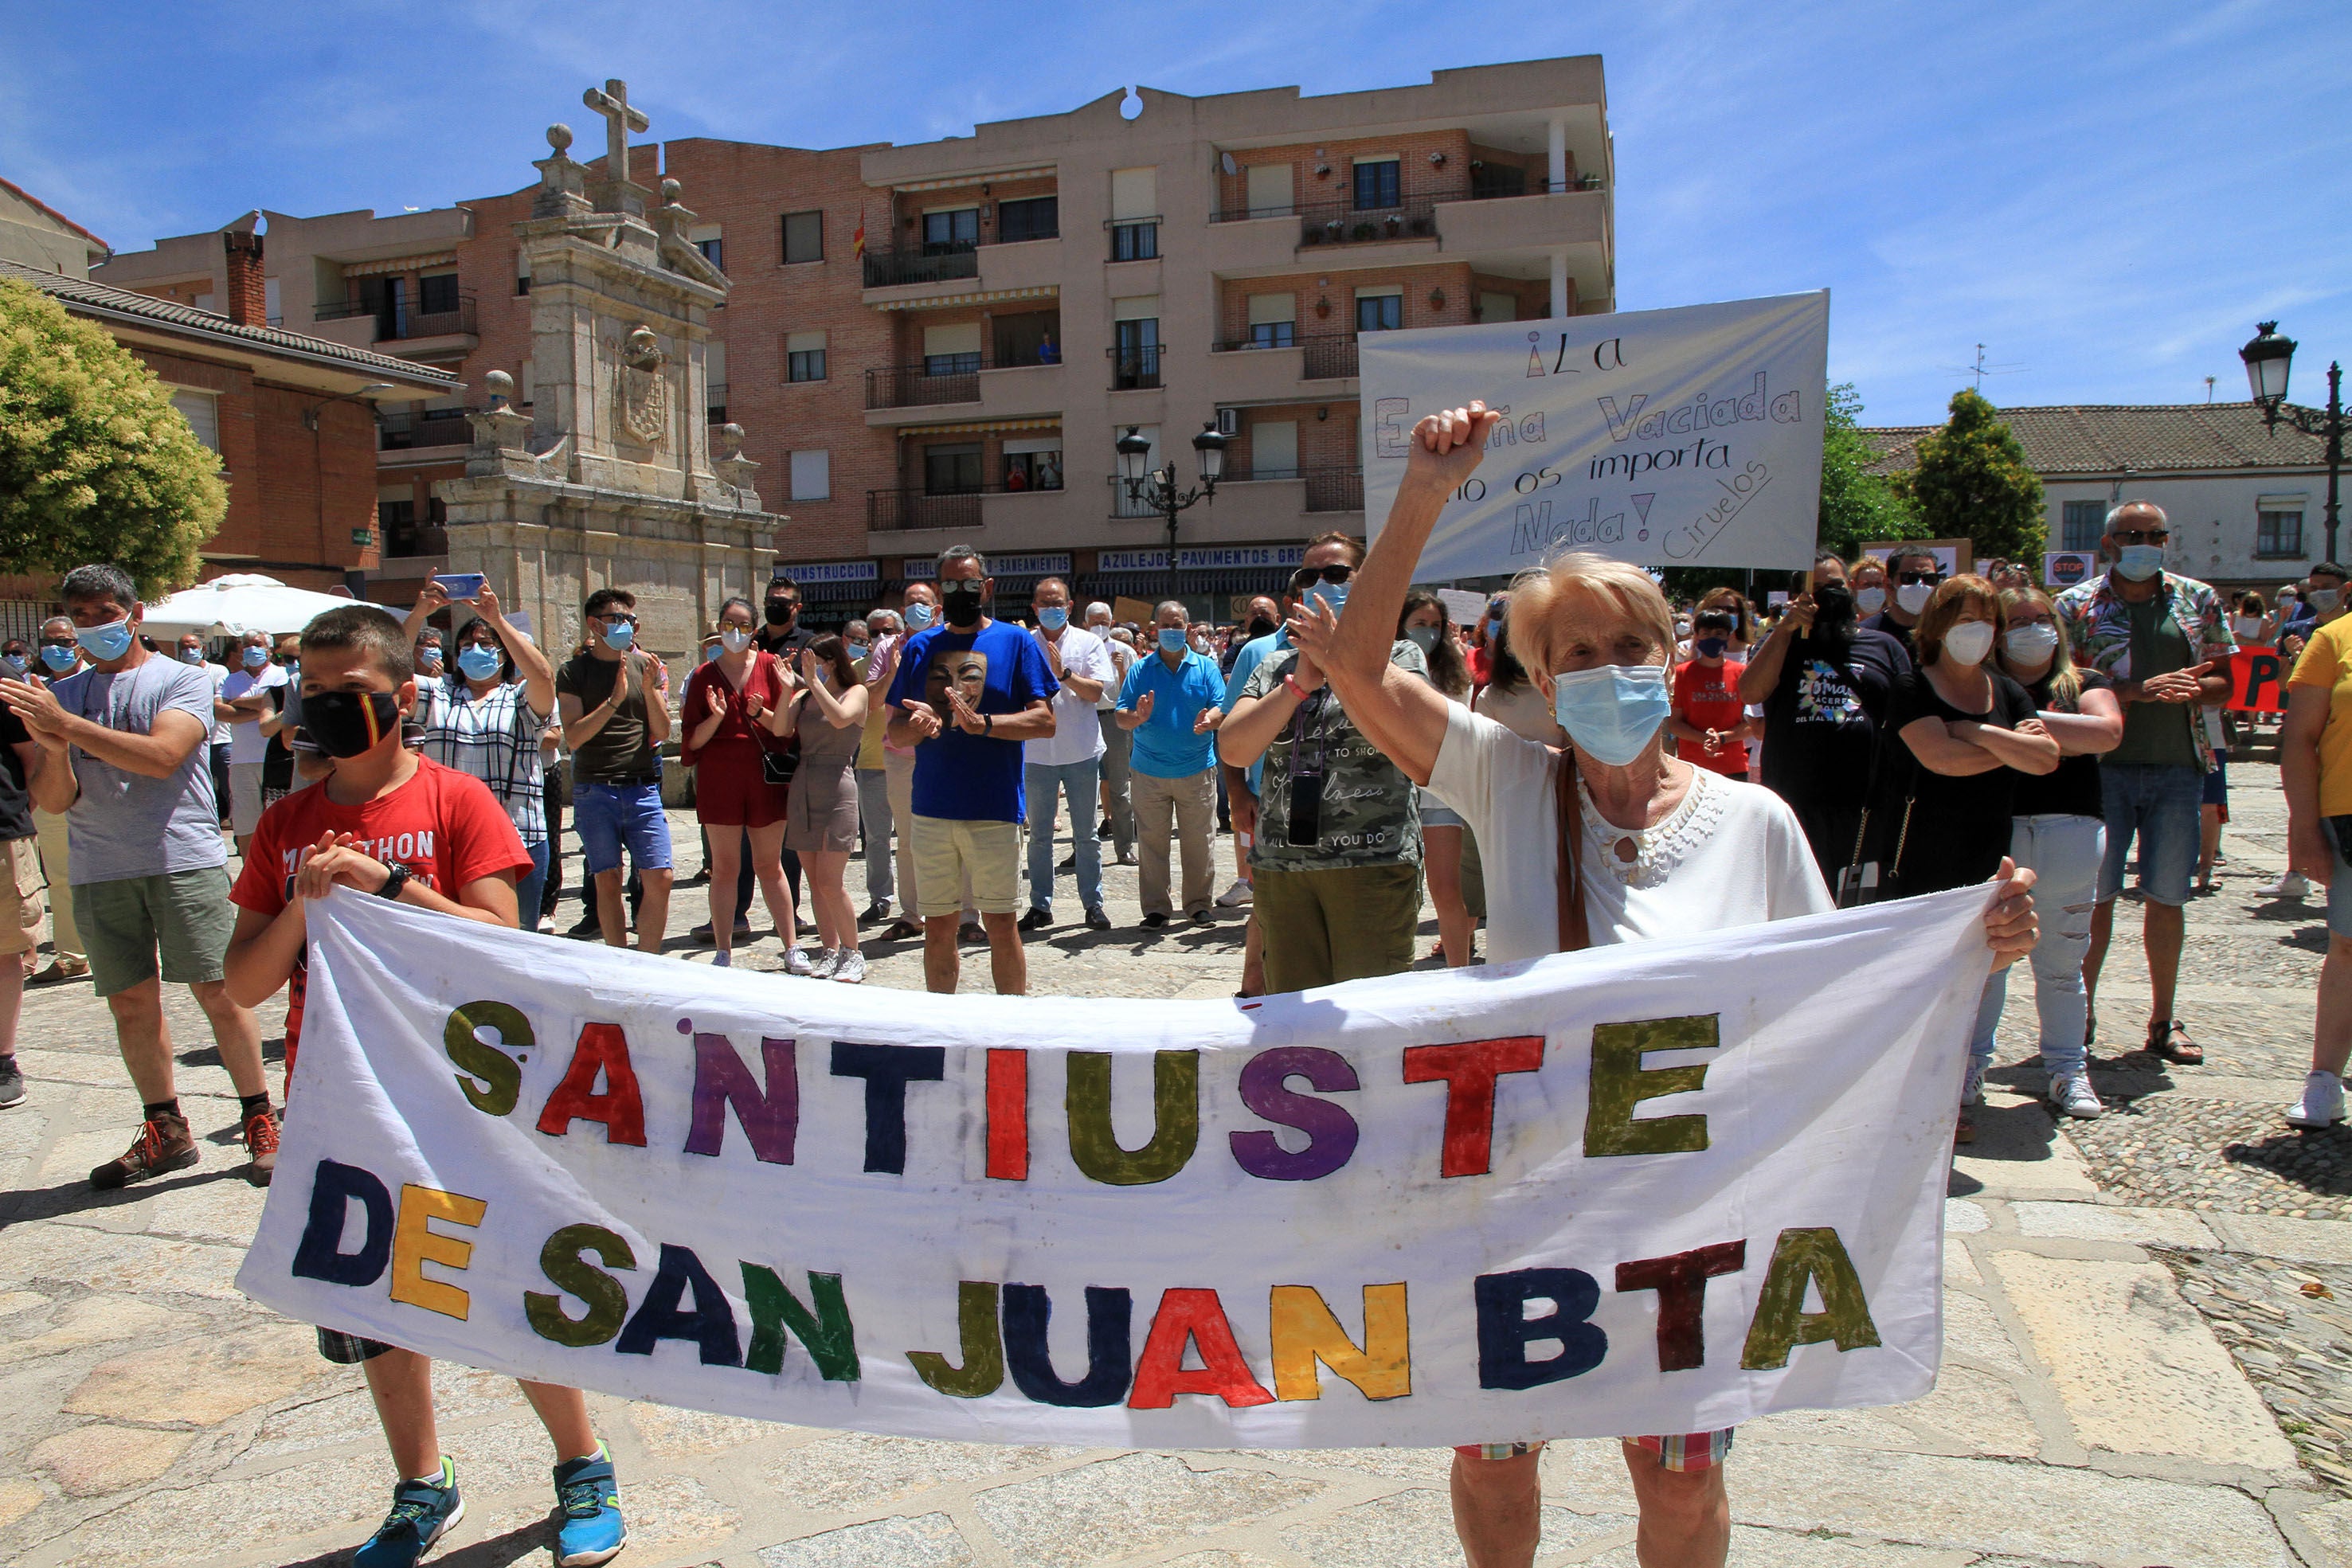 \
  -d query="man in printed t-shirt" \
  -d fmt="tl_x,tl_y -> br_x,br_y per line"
884,545 -> 1058,995
220,604 -> 626,1568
